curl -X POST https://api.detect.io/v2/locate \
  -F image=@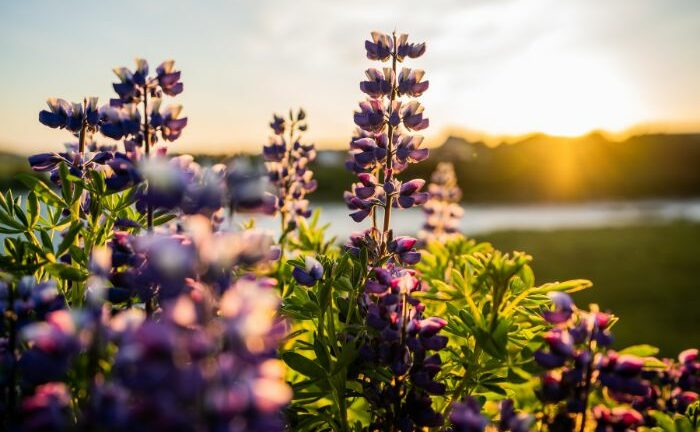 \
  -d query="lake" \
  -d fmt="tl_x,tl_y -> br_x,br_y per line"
246,199 -> 700,239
